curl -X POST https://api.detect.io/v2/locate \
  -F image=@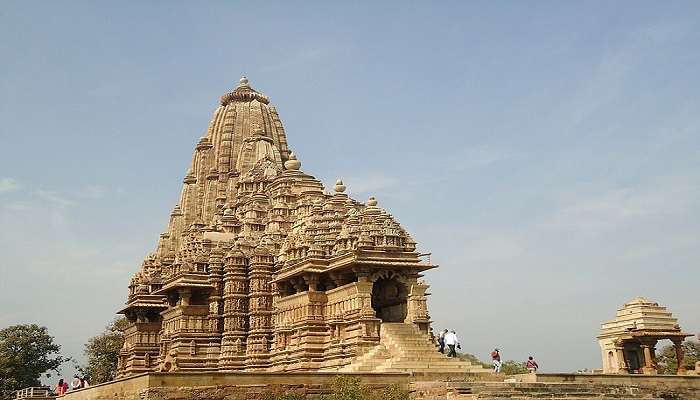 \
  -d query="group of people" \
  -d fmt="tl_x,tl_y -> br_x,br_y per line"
54,375 -> 89,396
436,329 -> 461,357
490,348 -> 539,373
435,330 -> 540,374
